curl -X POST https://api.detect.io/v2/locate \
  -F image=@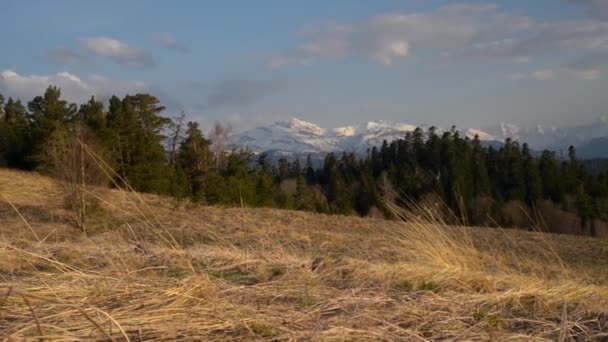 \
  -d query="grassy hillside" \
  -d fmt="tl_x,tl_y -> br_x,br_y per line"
1,168 -> 607,341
